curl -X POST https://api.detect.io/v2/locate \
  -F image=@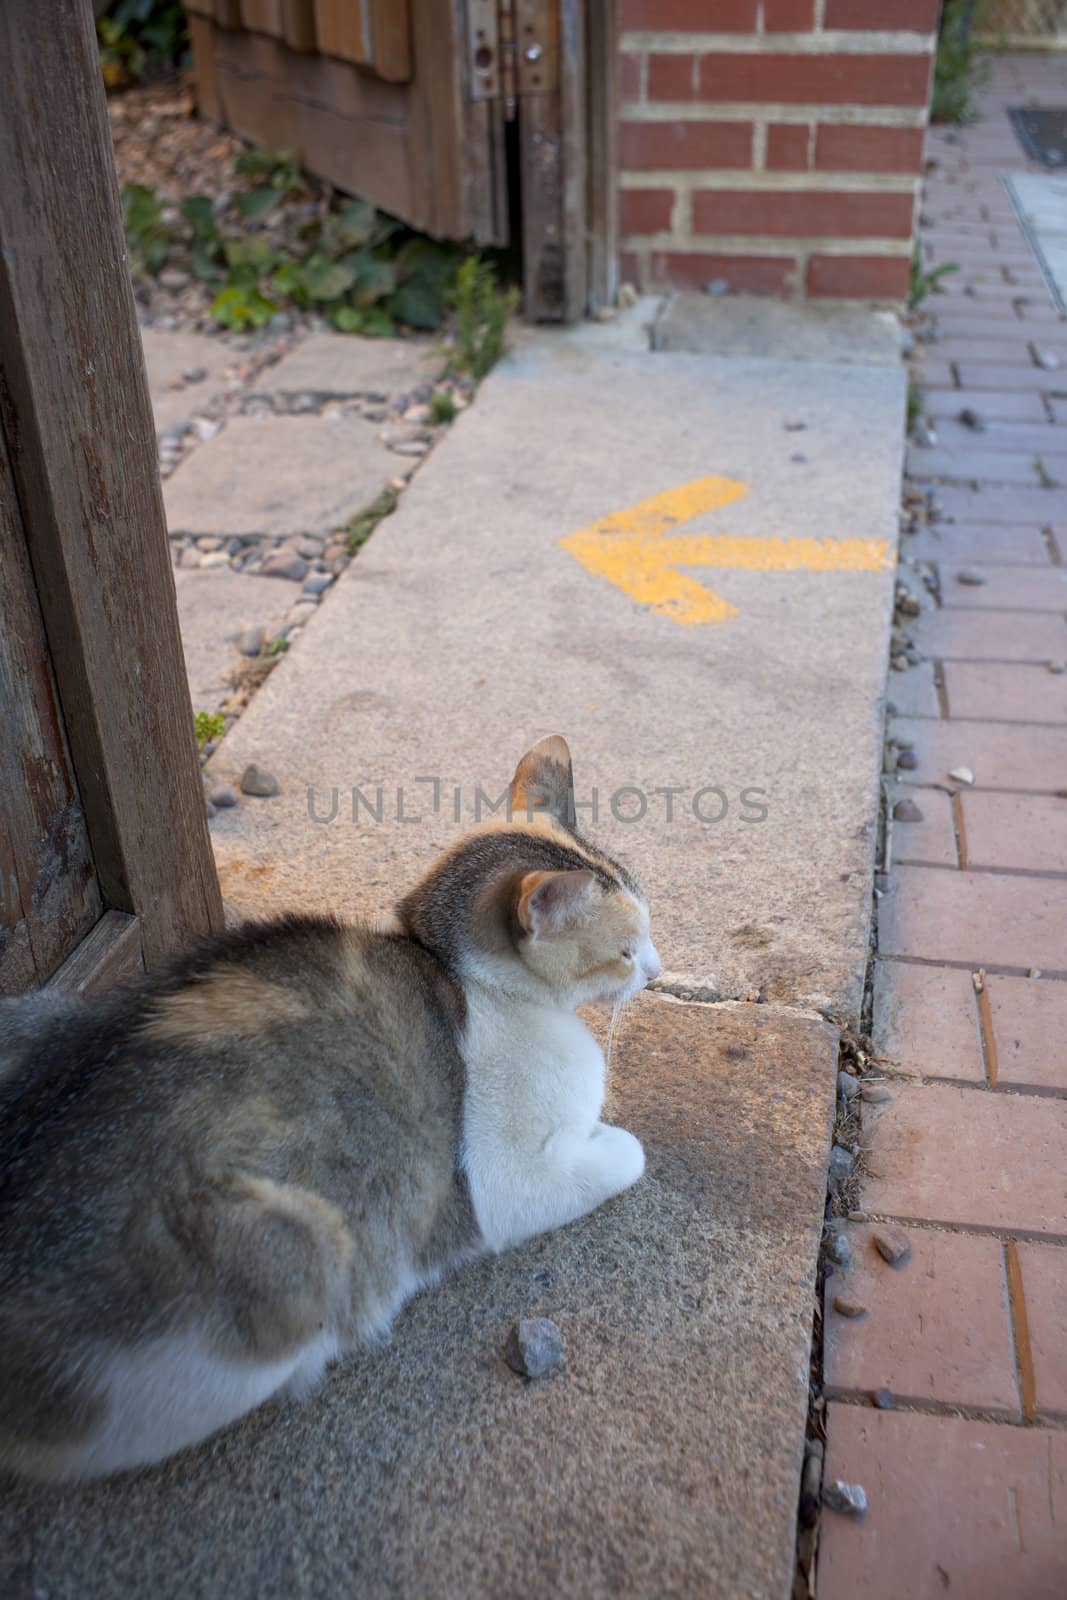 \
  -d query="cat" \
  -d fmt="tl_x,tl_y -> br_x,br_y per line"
0,734 -> 659,1482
